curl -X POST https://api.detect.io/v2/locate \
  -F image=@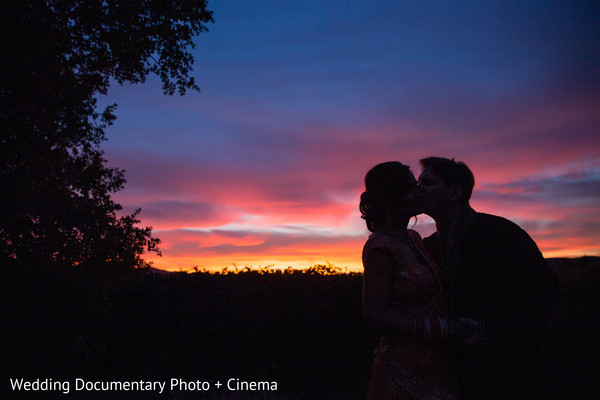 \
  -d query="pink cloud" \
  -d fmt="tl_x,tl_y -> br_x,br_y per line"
143,226 -> 366,272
